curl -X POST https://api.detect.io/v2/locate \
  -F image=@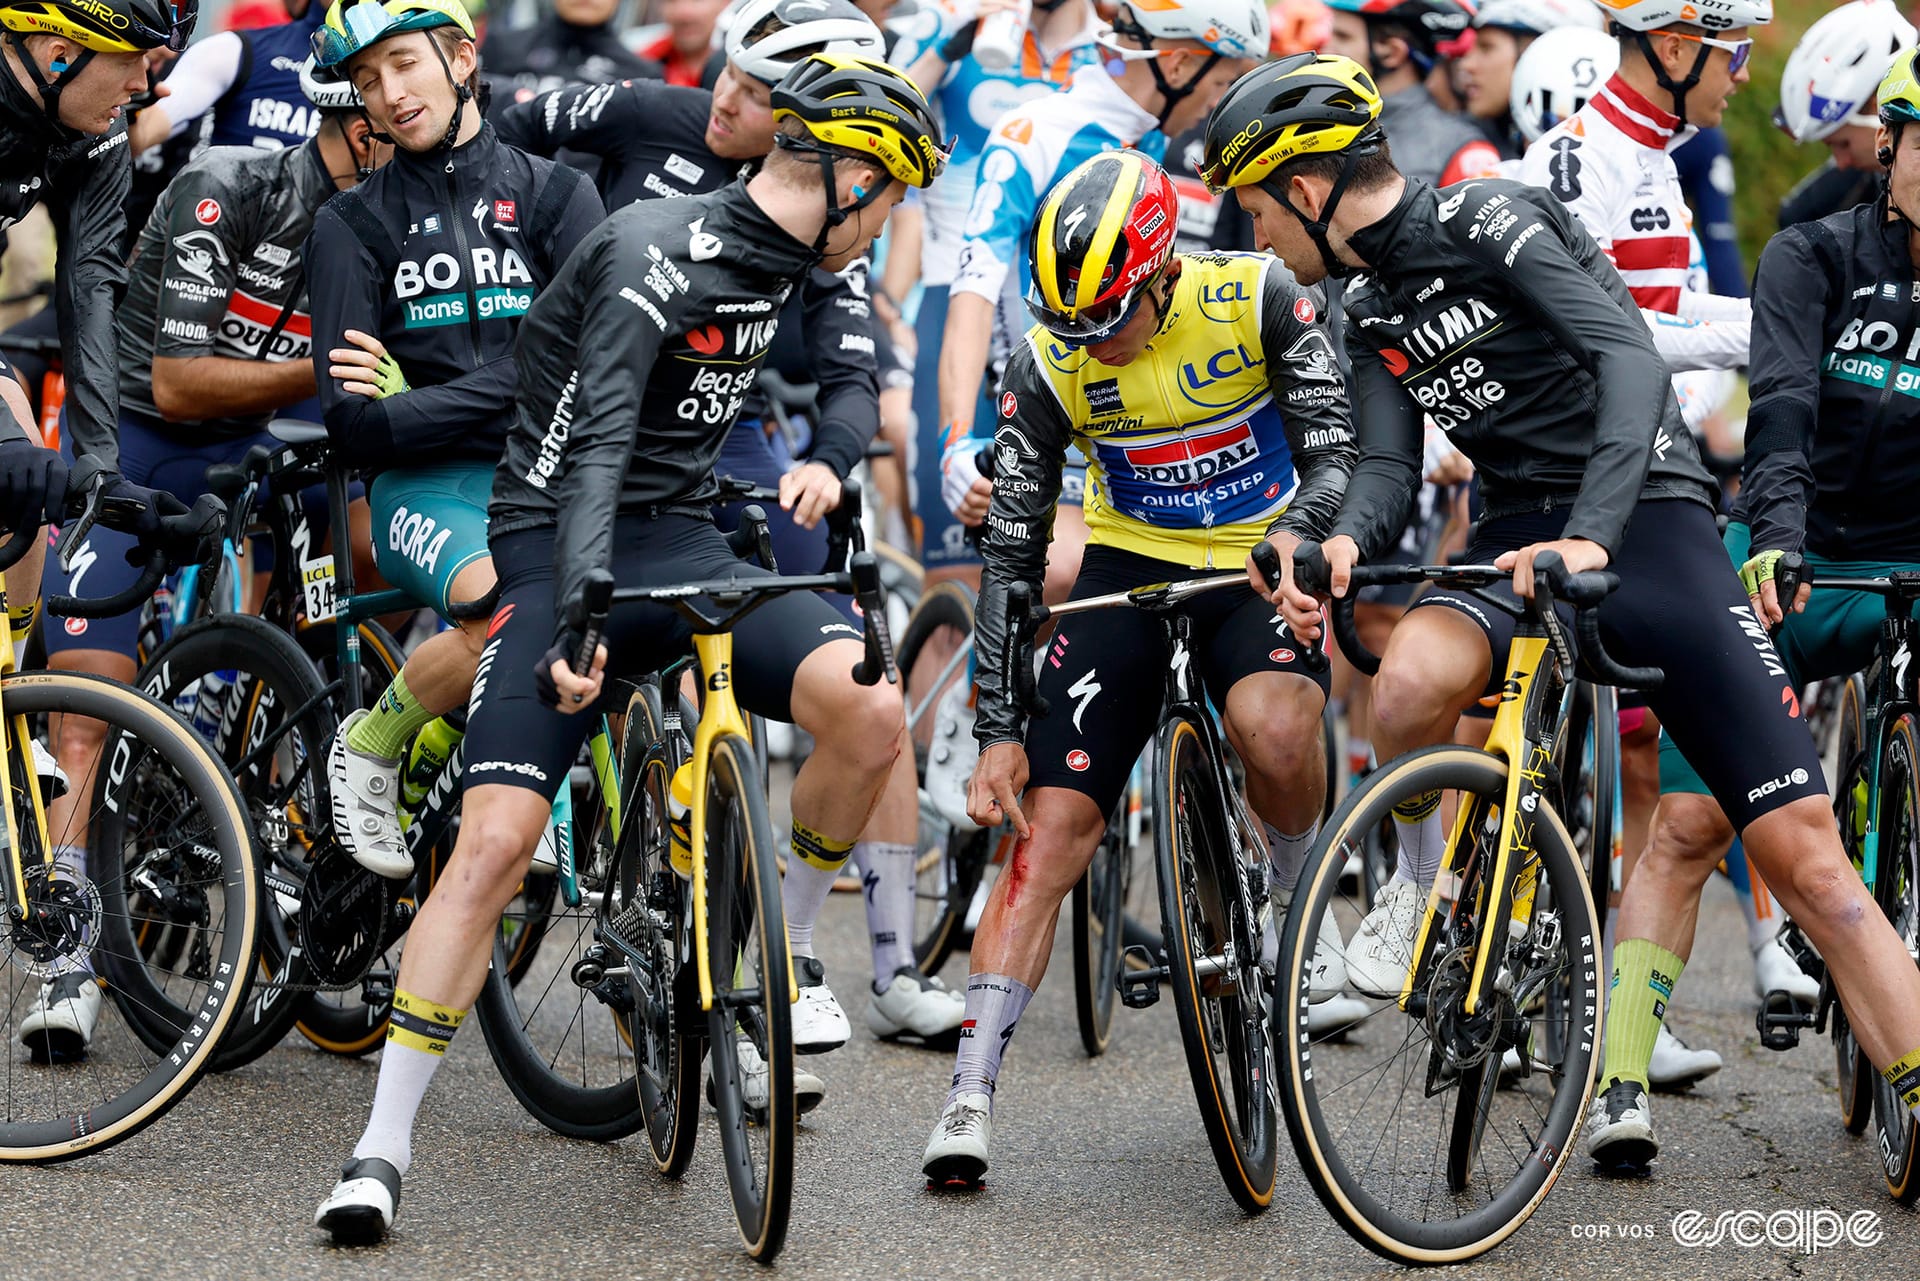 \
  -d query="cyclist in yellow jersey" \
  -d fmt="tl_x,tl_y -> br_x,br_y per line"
922,149 -> 1359,1187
